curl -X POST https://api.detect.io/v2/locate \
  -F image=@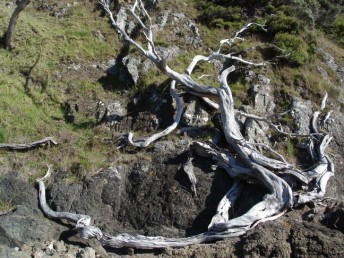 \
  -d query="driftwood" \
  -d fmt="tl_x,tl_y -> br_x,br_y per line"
36,0 -> 335,250
0,137 -> 57,151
